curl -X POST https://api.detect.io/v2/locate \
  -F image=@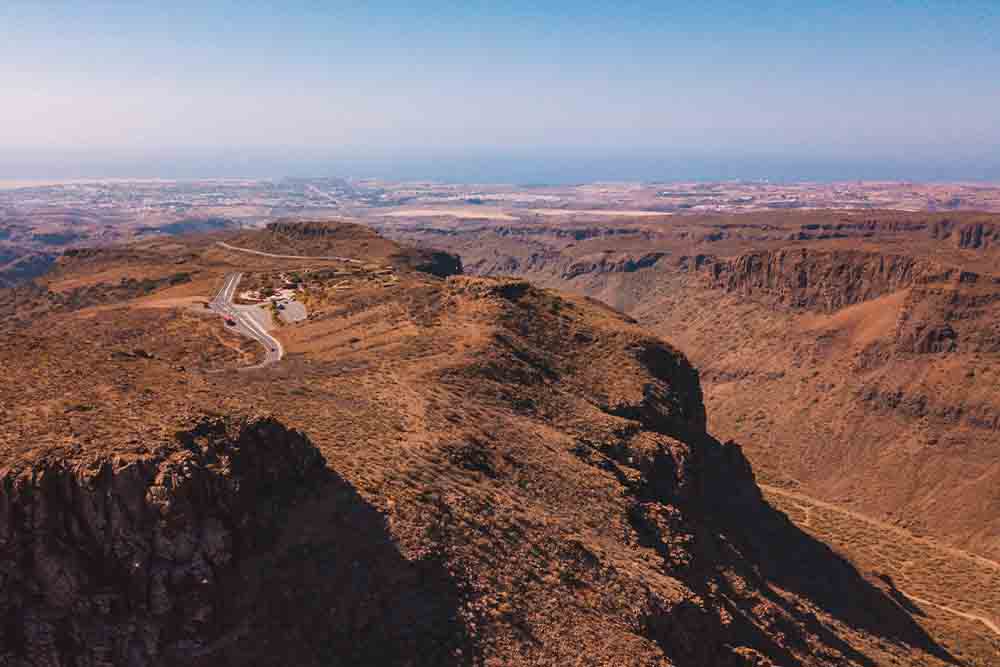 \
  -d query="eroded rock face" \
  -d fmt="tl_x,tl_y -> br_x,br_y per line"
0,416 -> 325,667
892,285 -> 1000,355
0,251 -> 55,288
0,262 -> 965,665
397,248 -> 464,278
265,220 -> 381,241
705,249 -> 963,312
562,252 -> 668,279
955,222 -> 999,249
